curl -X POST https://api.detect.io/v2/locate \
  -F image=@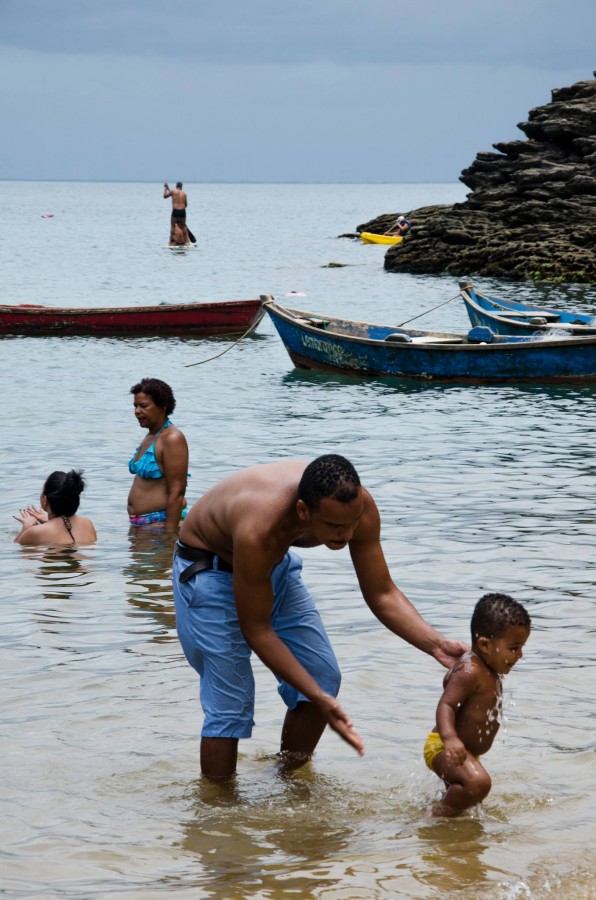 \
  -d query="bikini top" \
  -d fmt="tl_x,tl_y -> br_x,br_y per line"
128,420 -> 171,480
